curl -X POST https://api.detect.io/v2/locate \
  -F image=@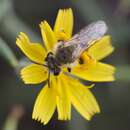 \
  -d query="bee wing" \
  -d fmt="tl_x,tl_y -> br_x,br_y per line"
55,20 -> 108,64
71,20 -> 108,60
